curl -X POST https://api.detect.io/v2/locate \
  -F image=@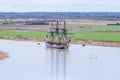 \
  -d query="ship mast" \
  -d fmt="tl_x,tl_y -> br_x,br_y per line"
55,20 -> 61,42
48,20 -> 70,44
